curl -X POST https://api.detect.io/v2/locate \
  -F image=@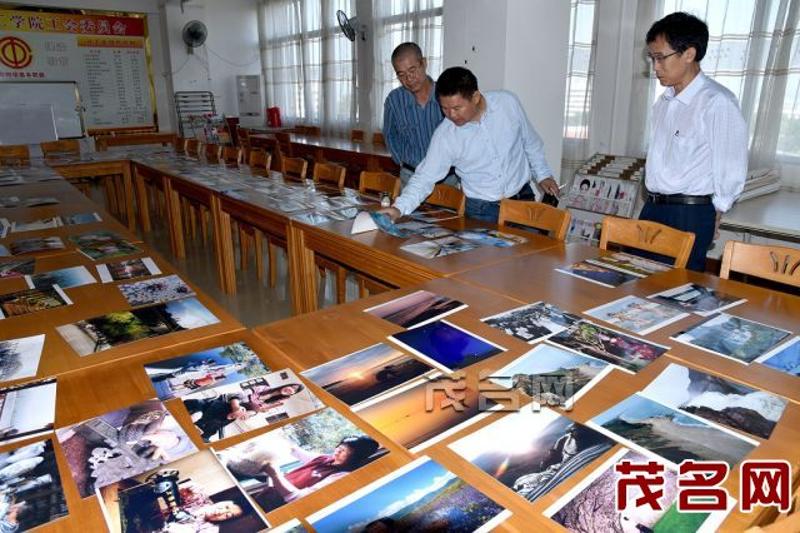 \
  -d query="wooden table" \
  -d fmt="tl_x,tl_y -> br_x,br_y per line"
94,131 -> 177,151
